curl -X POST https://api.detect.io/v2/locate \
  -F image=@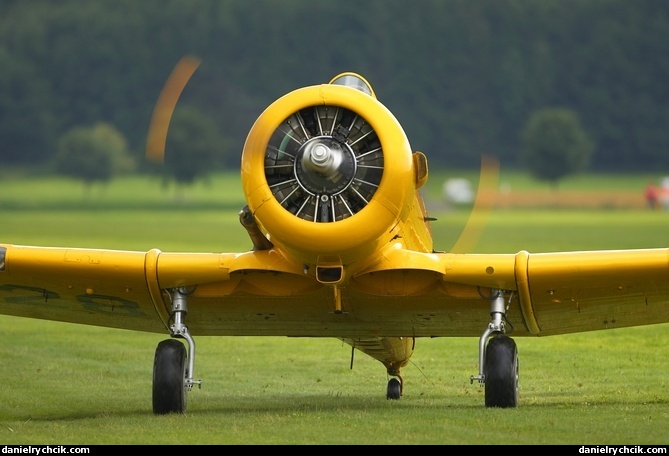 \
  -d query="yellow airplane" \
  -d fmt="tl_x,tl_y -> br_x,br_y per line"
2,62 -> 669,414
